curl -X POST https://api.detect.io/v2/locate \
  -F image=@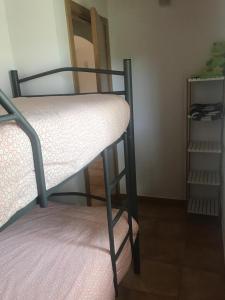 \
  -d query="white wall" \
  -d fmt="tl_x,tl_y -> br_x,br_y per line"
107,0 -> 225,200
0,0 -> 15,96
4,0 -> 74,96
